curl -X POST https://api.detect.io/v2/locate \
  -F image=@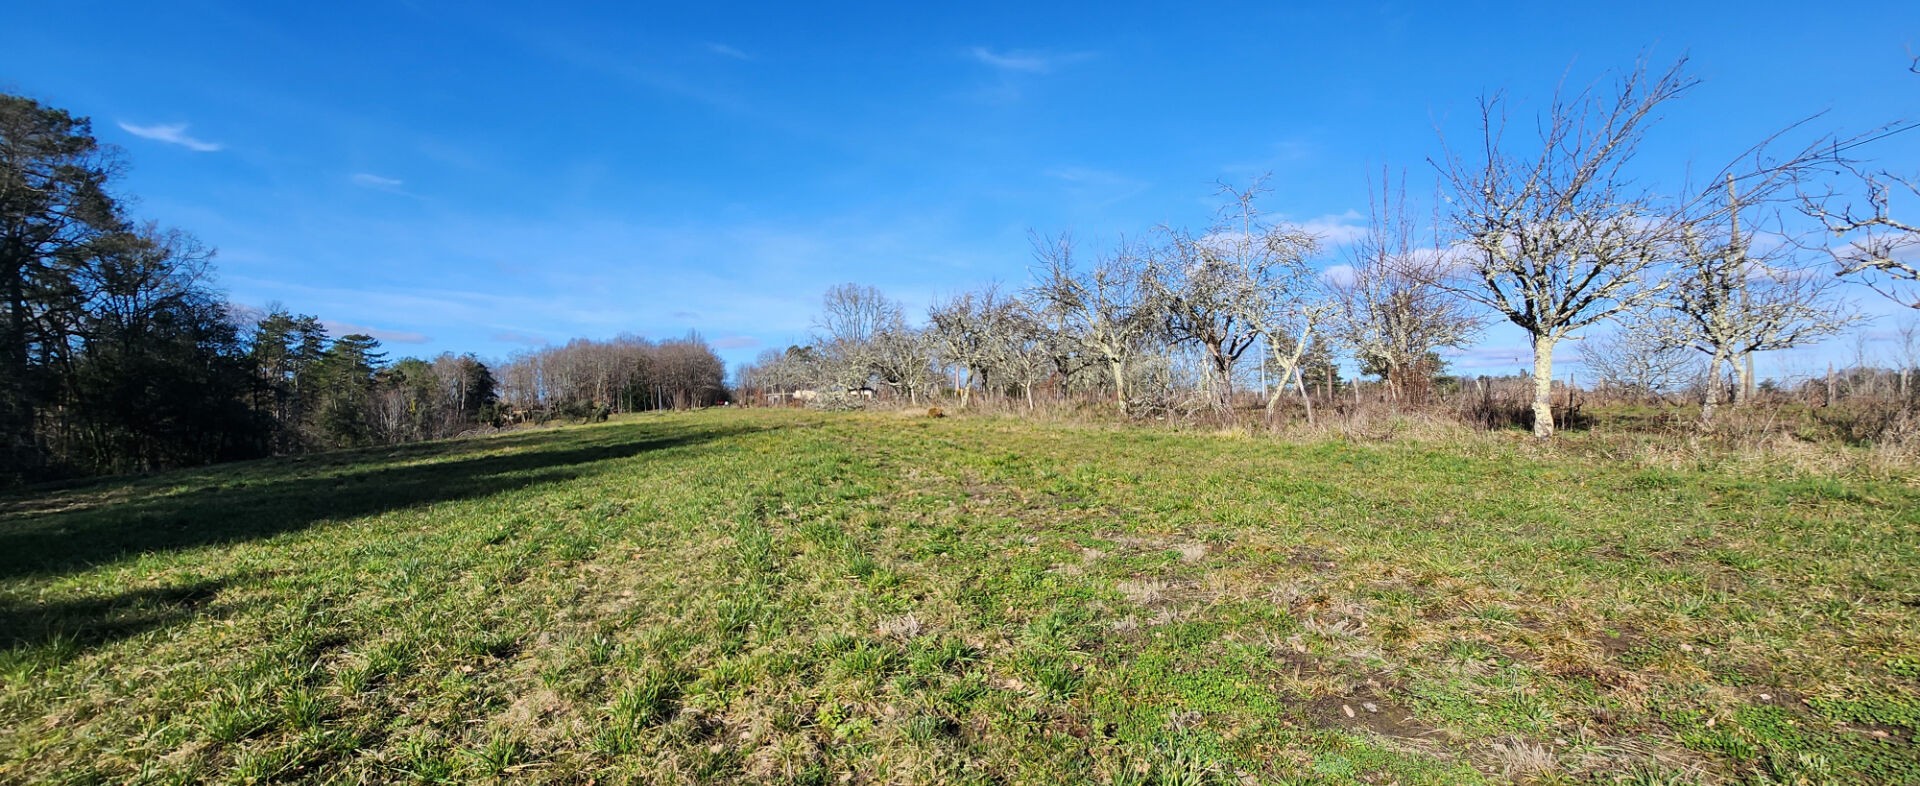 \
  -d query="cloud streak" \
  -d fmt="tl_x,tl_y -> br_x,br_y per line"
117,121 -> 222,152
320,320 -> 431,344
706,42 -> 752,61
969,47 -> 1091,74
351,173 -> 405,189
1299,210 -> 1367,247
